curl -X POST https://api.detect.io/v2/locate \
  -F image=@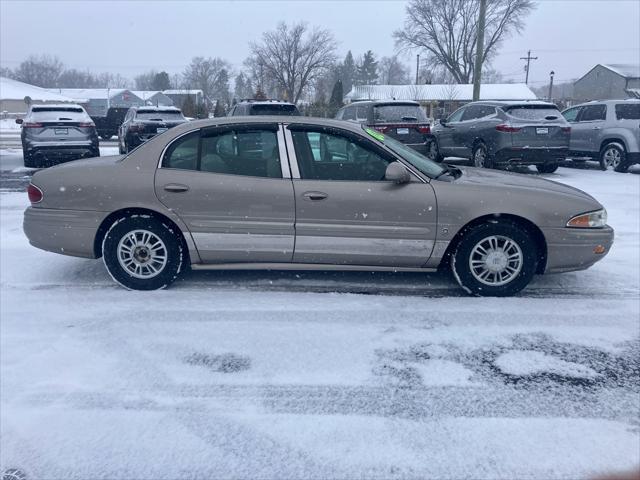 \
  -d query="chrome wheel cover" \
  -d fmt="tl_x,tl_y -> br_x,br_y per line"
473,147 -> 486,167
117,229 -> 168,279
603,147 -> 621,169
469,235 -> 523,286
